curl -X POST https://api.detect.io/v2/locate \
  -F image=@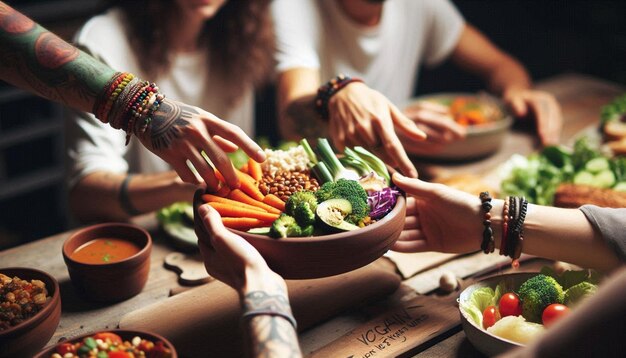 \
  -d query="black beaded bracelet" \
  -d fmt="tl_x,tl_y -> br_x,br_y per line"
479,191 -> 494,254
314,74 -> 363,120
